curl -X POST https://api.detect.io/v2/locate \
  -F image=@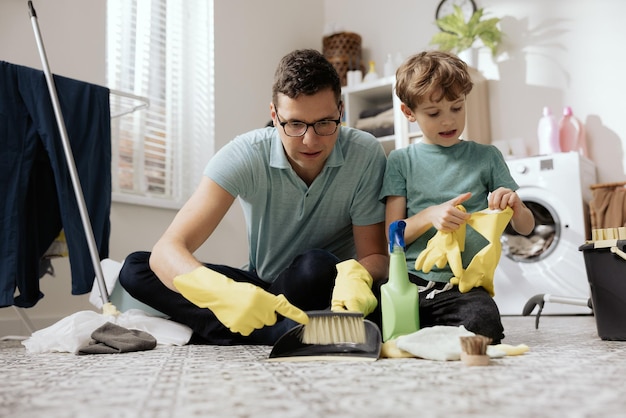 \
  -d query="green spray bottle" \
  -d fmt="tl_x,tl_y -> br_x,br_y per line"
381,220 -> 420,341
